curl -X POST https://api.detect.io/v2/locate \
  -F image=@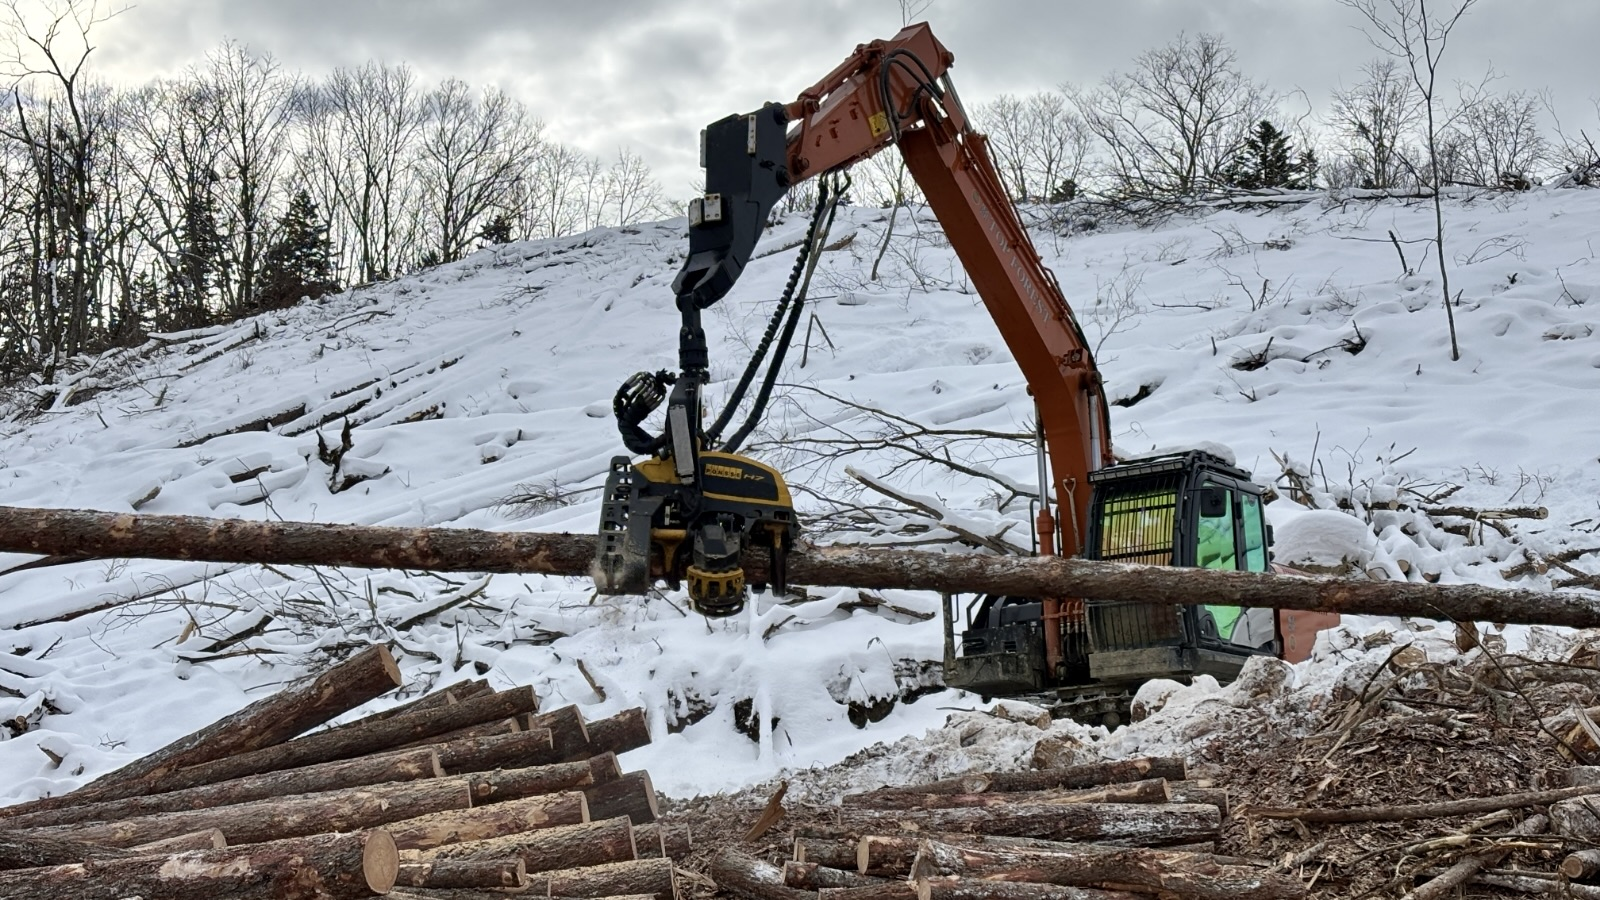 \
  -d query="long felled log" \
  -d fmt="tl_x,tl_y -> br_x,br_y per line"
785,860 -> 890,889
2,747 -> 443,829
911,838 -> 1305,900
10,506 -> 1600,628
530,705 -> 592,761
711,848 -> 820,900
21,776 -> 472,848
387,792 -> 591,851
635,823 -> 692,860
526,857 -> 677,900
838,803 -> 1219,847
0,832 -> 130,870
843,779 -> 1171,811
395,858 -> 526,889
844,759 -> 1184,805
128,828 -> 228,853
0,828 -> 398,900
139,686 -> 542,795
410,728 -> 558,774
914,876 -> 1146,900
467,758 -> 599,804
1251,783 -> 1600,823
0,644 -> 404,819
423,815 -> 636,874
